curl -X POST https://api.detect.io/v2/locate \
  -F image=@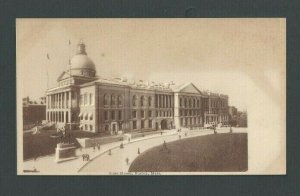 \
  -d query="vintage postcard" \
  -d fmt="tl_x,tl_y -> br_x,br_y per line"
17,18 -> 286,175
